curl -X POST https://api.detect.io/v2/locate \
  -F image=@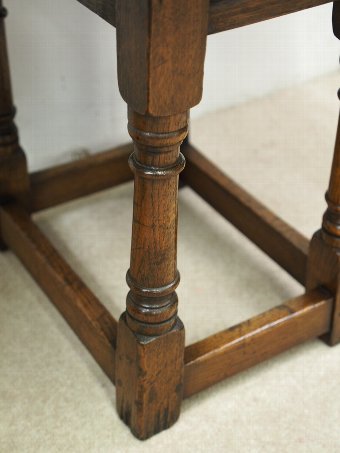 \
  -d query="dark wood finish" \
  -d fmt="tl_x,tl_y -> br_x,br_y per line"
181,143 -> 309,284
307,233 -> 340,345
117,314 -> 184,440
0,203 -> 117,383
0,0 -> 338,441
0,2 -> 30,247
208,0 -> 333,34
30,143 -> 133,212
114,0 -> 209,439
307,91 -> 340,345
184,289 -> 333,398
76,0 -> 116,27
124,112 -> 188,337
29,142 -> 190,212
333,1 -> 340,40
115,111 -> 188,440
116,0 -> 209,116
77,0 -> 334,36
